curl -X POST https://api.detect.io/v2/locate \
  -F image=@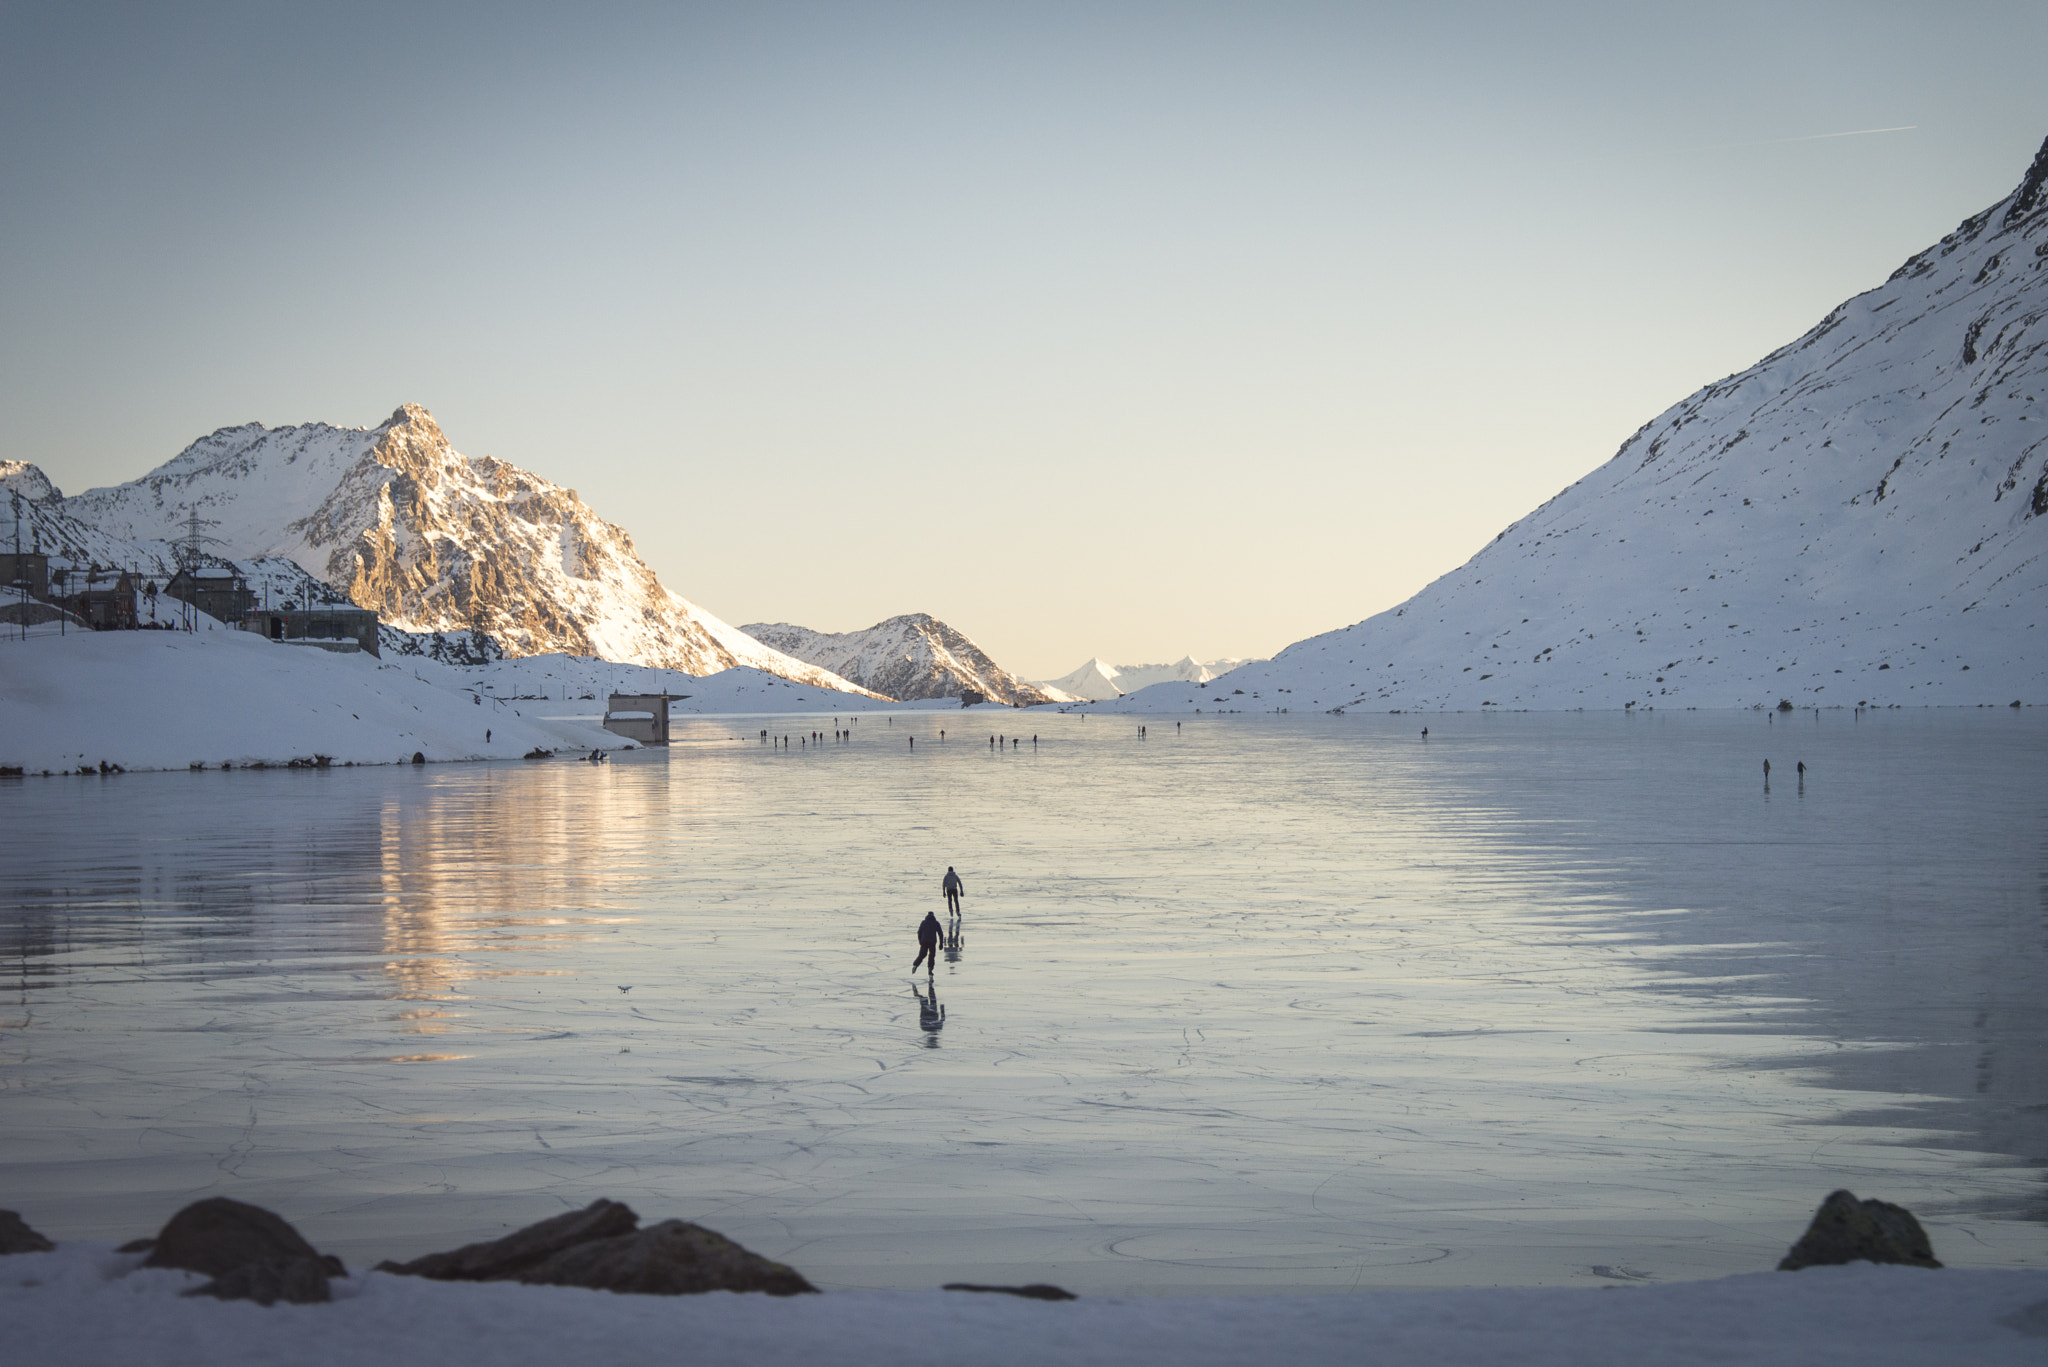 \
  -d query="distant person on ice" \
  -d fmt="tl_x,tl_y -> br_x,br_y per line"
912,908 -> 944,975
943,866 -> 964,916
